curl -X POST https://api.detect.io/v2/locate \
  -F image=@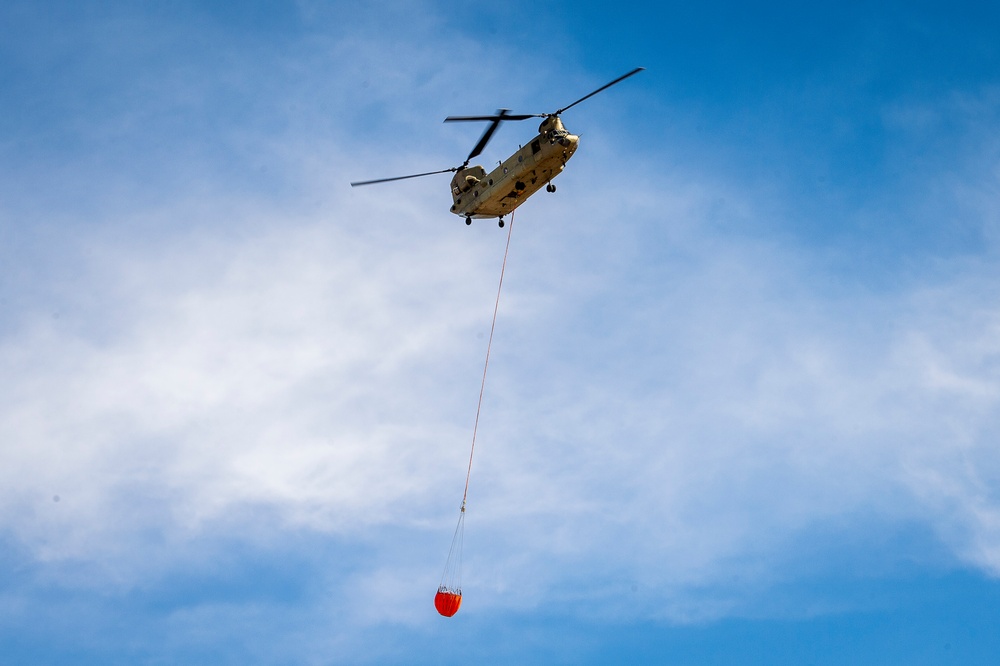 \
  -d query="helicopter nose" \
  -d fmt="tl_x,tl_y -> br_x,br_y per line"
559,134 -> 580,158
